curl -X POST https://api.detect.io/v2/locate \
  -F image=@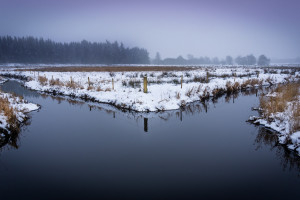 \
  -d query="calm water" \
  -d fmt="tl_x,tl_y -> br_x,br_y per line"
0,81 -> 299,200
